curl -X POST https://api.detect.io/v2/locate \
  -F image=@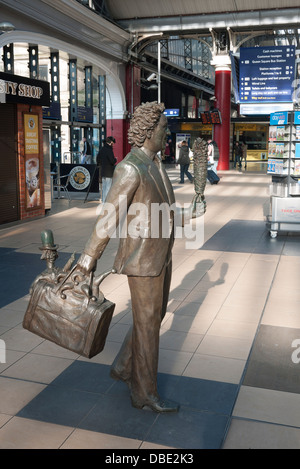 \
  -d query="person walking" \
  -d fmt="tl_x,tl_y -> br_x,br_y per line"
76,102 -> 179,413
96,136 -> 116,202
241,139 -> 248,169
207,139 -> 219,174
81,137 -> 92,164
234,141 -> 243,169
177,140 -> 193,183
